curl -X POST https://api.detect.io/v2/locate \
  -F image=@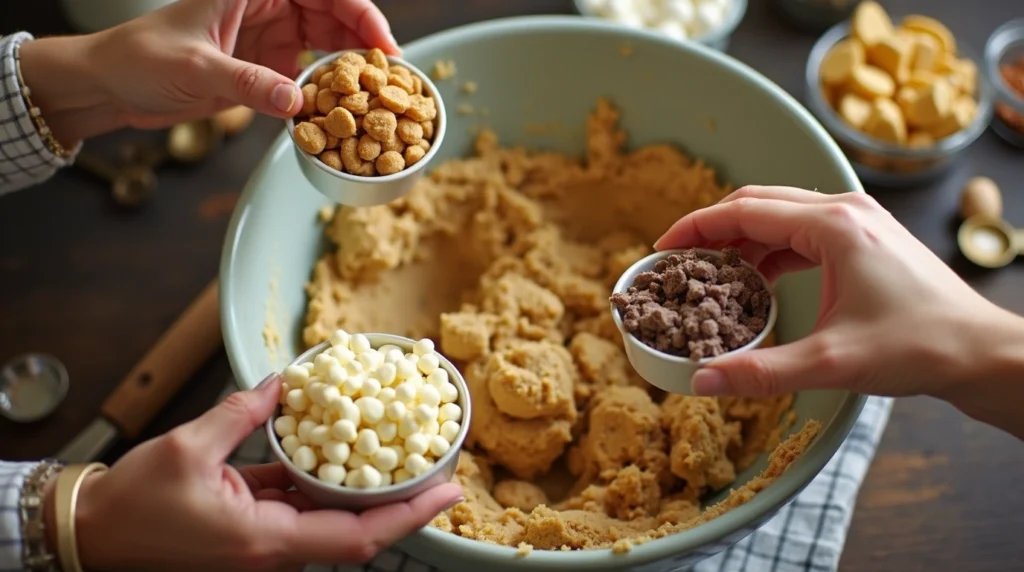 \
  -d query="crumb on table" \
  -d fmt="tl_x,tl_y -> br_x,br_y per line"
433,59 -> 457,80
